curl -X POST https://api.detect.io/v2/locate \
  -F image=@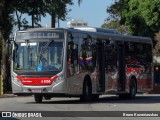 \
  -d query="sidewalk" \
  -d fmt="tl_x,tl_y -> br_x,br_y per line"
0,94 -> 17,98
